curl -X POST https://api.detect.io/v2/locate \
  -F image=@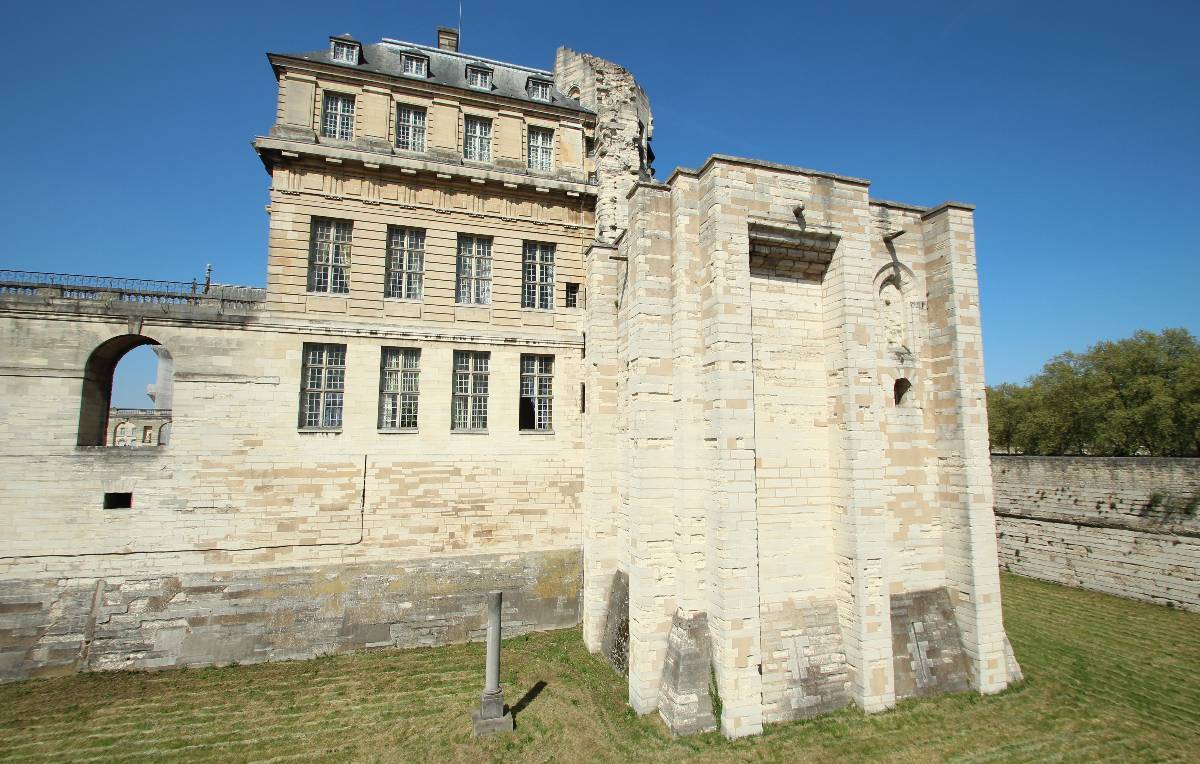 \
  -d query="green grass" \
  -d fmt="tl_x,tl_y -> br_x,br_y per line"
2,574 -> 1198,762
